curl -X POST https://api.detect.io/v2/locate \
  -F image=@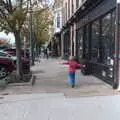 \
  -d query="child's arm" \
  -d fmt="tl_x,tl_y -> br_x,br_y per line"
57,61 -> 69,65
76,63 -> 85,67
62,61 -> 69,65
